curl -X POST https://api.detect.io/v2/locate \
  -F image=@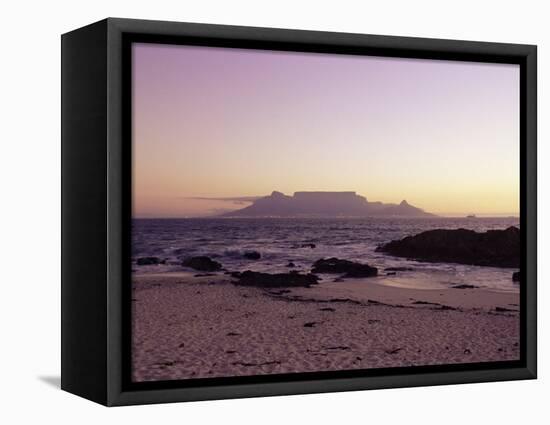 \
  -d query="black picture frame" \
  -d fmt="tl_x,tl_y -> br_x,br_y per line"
61,17 -> 537,406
